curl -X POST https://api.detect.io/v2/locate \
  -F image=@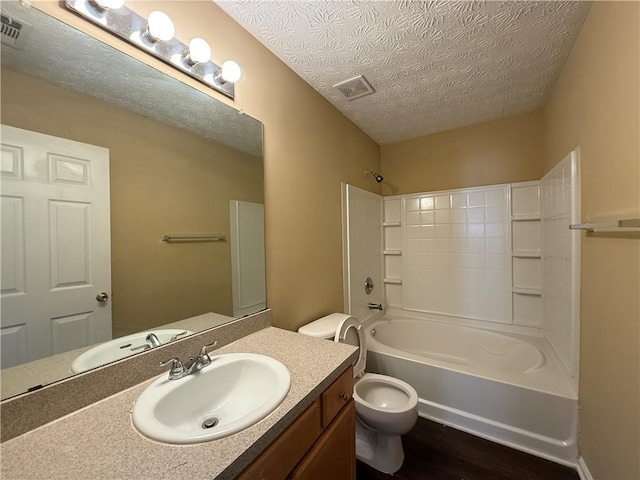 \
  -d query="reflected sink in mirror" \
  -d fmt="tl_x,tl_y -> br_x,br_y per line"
132,353 -> 291,444
70,329 -> 193,374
